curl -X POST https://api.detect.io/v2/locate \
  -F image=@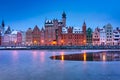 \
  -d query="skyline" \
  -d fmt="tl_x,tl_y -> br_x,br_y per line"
0,0 -> 120,31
